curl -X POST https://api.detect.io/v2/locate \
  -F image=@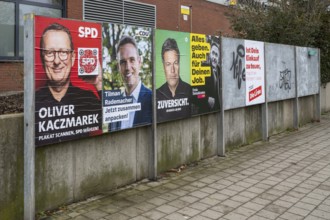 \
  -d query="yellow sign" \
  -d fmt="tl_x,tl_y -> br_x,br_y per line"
190,34 -> 211,86
181,5 -> 190,15
229,0 -> 237,5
